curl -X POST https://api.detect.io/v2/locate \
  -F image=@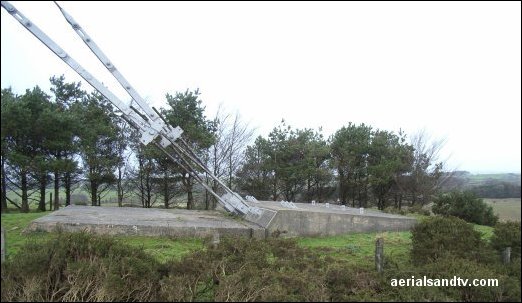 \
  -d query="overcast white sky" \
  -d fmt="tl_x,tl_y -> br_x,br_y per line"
1,1 -> 521,174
